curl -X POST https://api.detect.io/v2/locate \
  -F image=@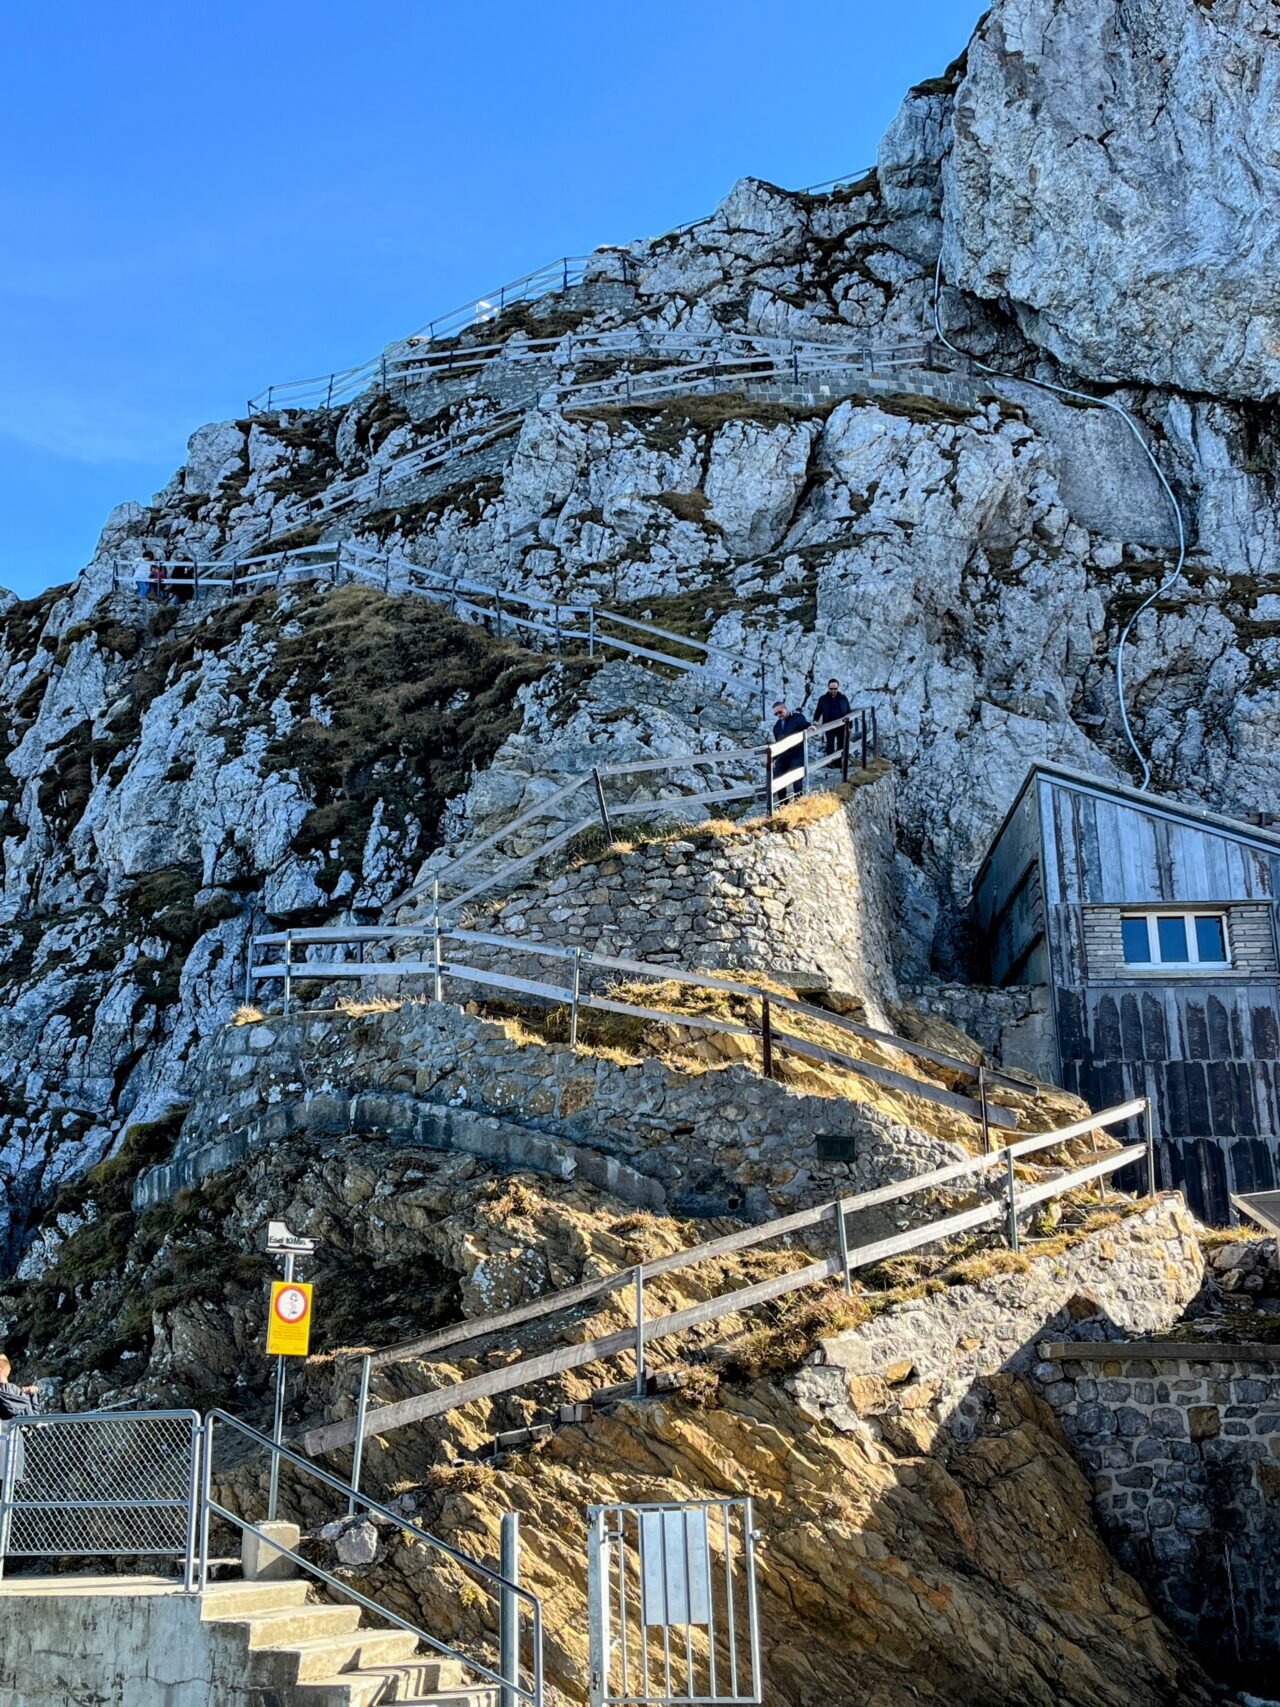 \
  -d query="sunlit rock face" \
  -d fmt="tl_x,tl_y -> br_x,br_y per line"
940,0 -> 1280,399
